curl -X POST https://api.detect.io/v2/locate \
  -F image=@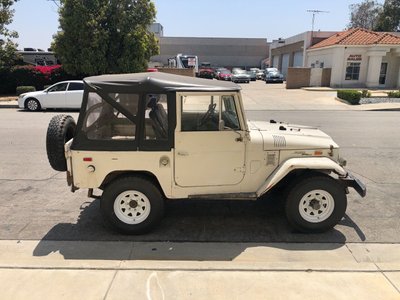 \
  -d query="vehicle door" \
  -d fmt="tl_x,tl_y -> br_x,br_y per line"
65,82 -> 84,108
41,82 -> 68,108
175,93 -> 246,187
